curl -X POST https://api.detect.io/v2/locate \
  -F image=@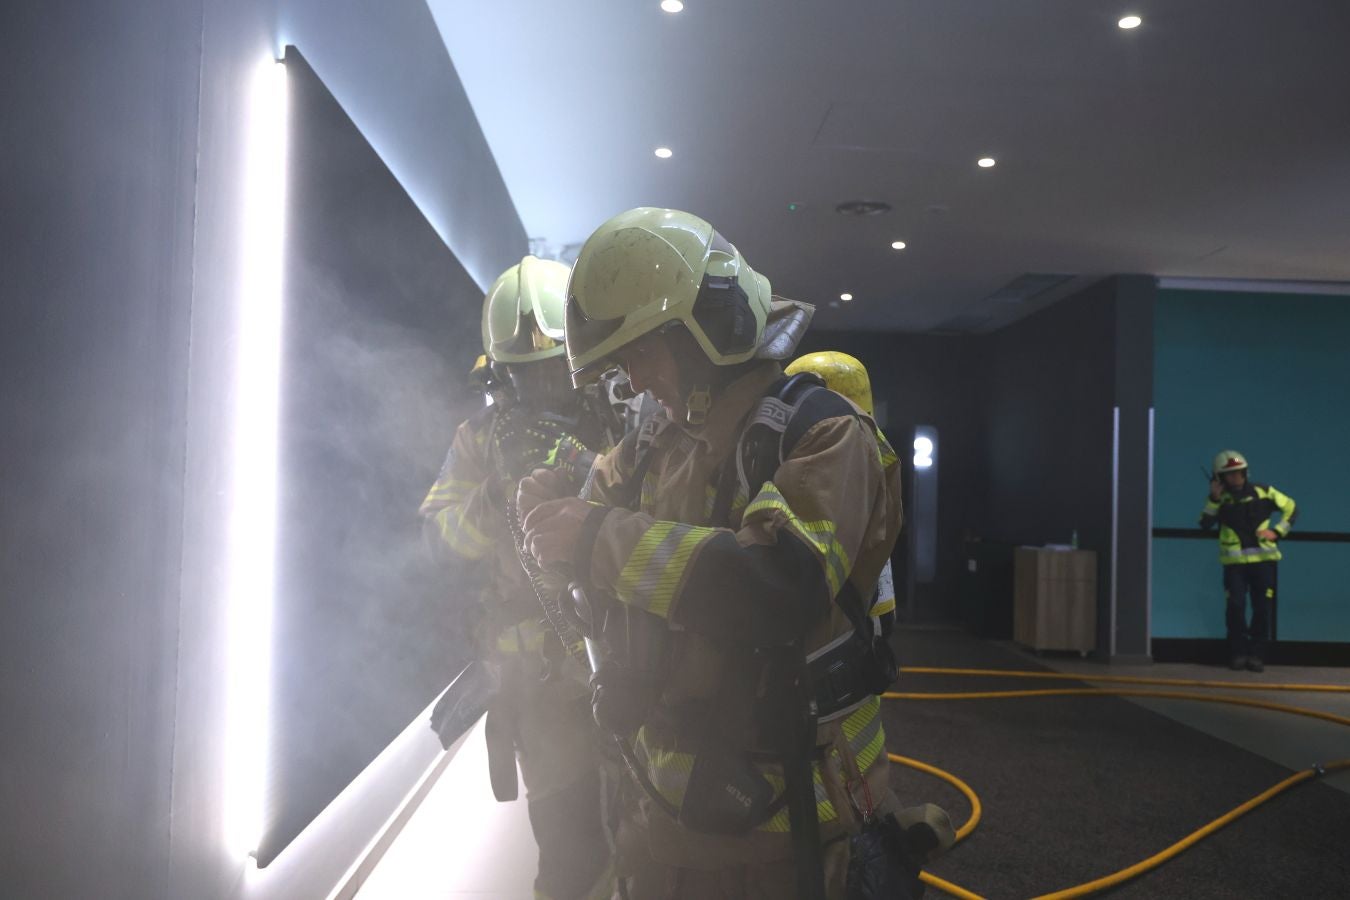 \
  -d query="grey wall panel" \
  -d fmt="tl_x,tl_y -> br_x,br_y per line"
0,2 -> 204,896
277,0 -> 528,289
1112,276 -> 1156,658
